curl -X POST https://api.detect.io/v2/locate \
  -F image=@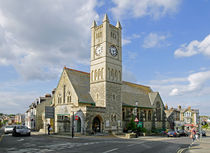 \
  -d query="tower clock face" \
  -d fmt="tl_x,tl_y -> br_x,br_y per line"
95,45 -> 102,56
109,45 -> 118,57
